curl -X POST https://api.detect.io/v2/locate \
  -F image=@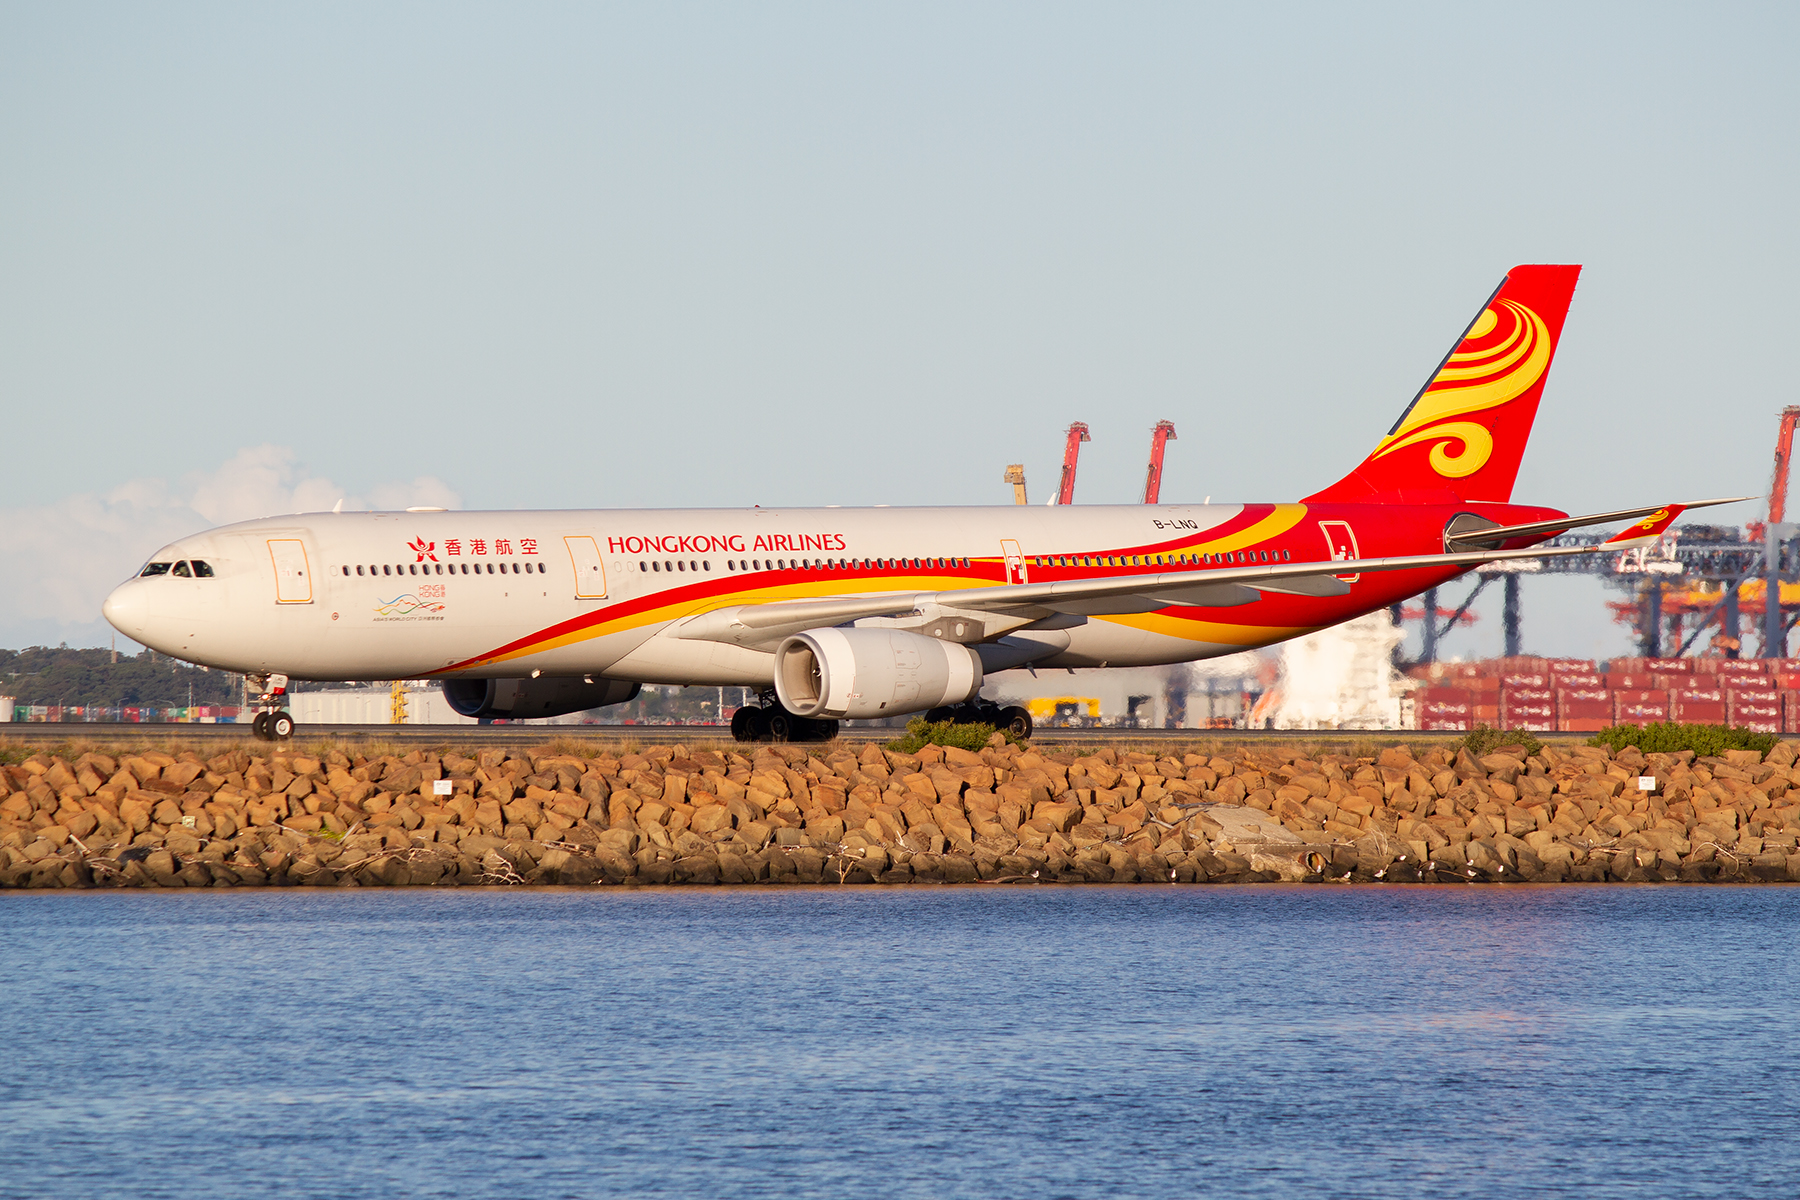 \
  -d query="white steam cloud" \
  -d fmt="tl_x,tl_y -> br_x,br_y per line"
0,446 -> 459,650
